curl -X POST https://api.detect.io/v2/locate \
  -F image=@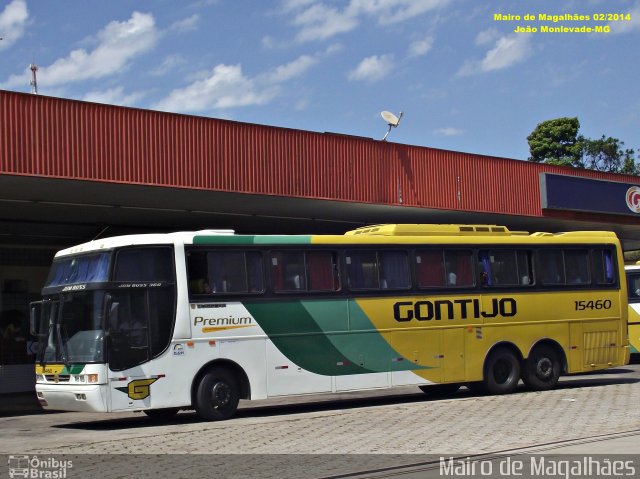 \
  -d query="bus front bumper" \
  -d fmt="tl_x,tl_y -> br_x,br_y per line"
36,383 -> 109,413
